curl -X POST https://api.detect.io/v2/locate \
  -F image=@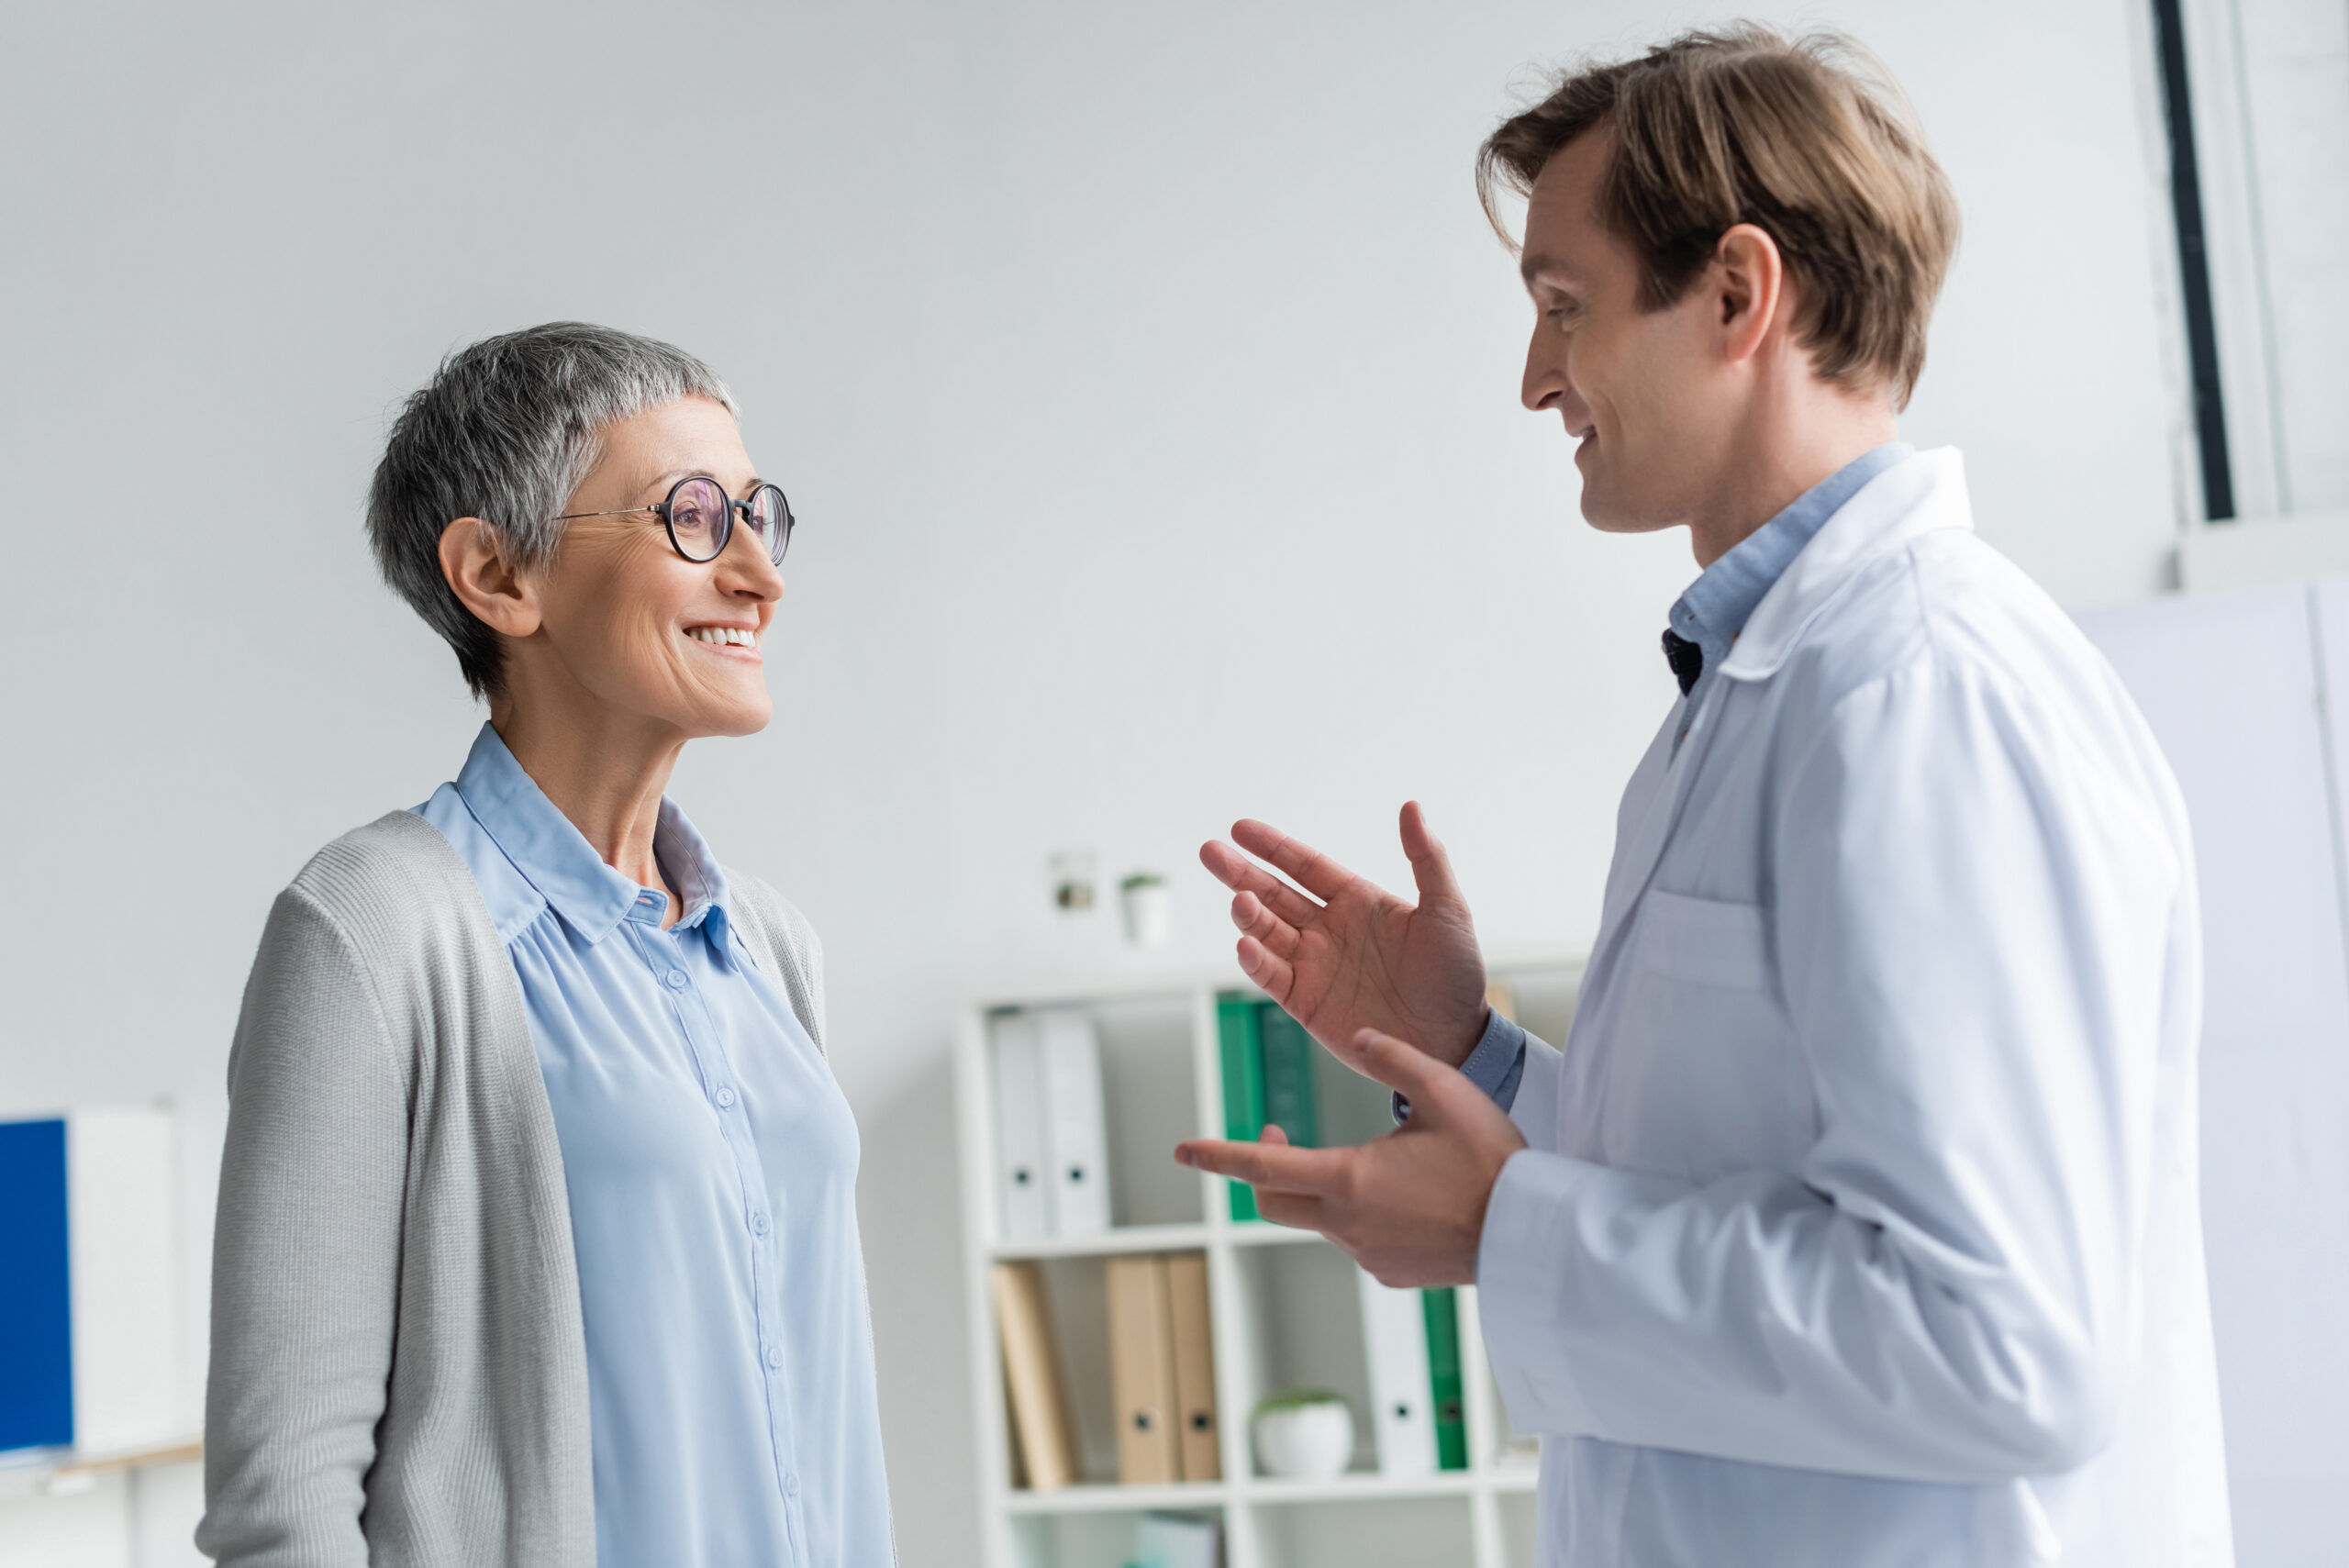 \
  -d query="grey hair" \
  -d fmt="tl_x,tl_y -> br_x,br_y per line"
366,321 -> 739,698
